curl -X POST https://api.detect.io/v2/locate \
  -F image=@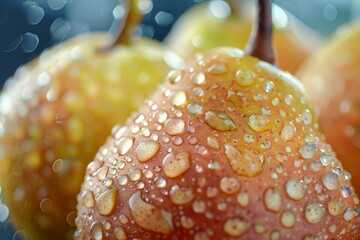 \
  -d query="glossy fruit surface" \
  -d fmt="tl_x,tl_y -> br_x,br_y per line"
165,1 -> 322,74
75,47 -> 360,239
0,33 -> 172,239
298,21 -> 360,193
